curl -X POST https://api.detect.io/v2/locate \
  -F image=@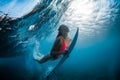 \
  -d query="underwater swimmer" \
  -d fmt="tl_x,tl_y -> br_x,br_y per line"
34,24 -> 71,64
